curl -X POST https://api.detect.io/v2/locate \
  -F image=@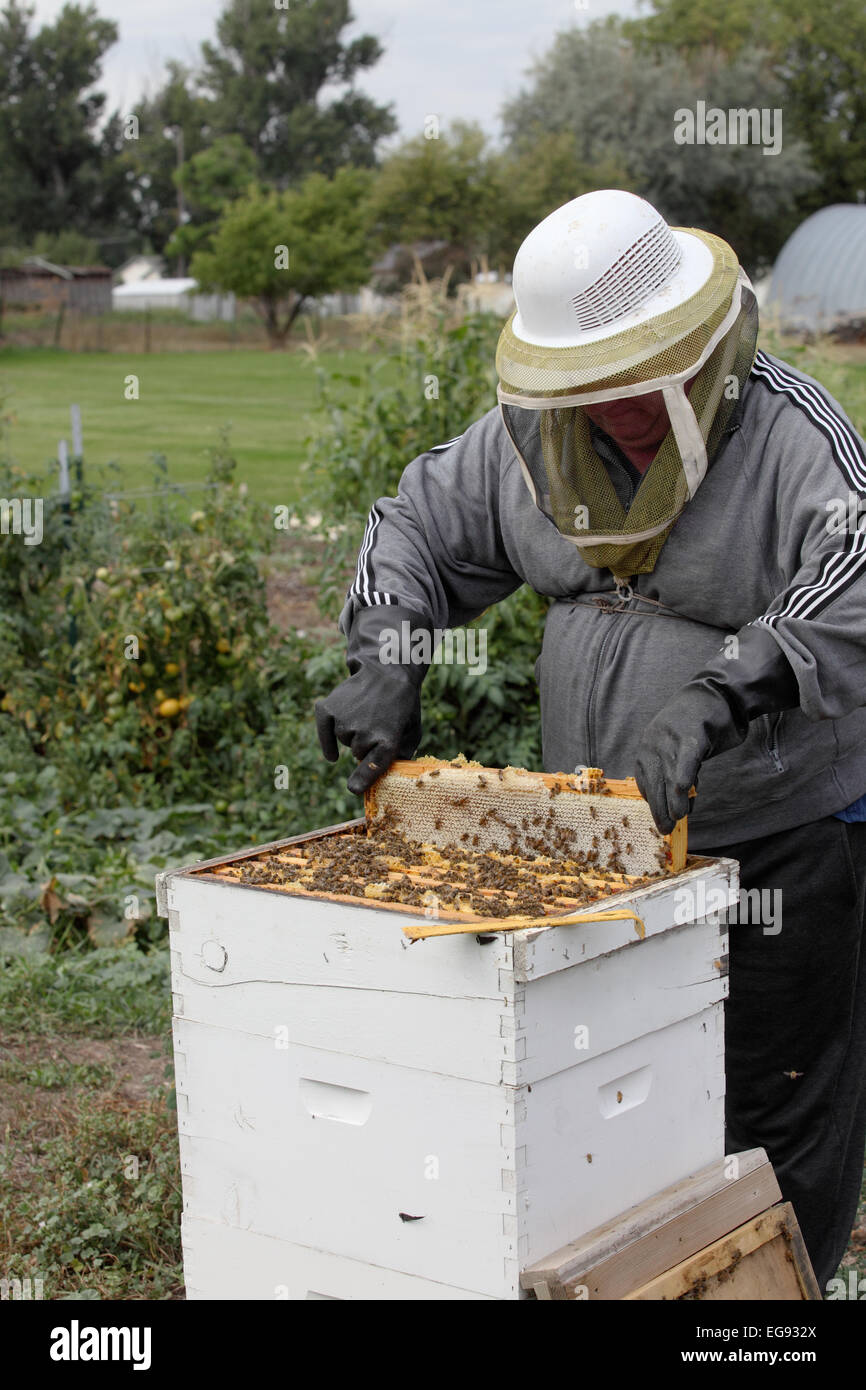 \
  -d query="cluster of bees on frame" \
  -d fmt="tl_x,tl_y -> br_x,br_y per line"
218,768 -> 672,919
